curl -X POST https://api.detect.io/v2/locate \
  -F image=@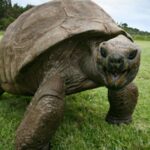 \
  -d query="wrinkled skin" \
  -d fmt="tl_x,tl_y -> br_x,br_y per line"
0,35 -> 141,150
82,34 -> 140,124
84,35 -> 140,89
0,0 -> 141,149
